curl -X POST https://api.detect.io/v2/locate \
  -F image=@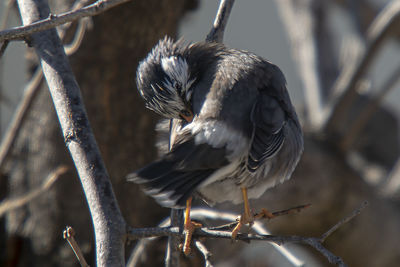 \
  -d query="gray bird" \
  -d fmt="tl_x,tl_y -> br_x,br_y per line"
128,37 -> 303,248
